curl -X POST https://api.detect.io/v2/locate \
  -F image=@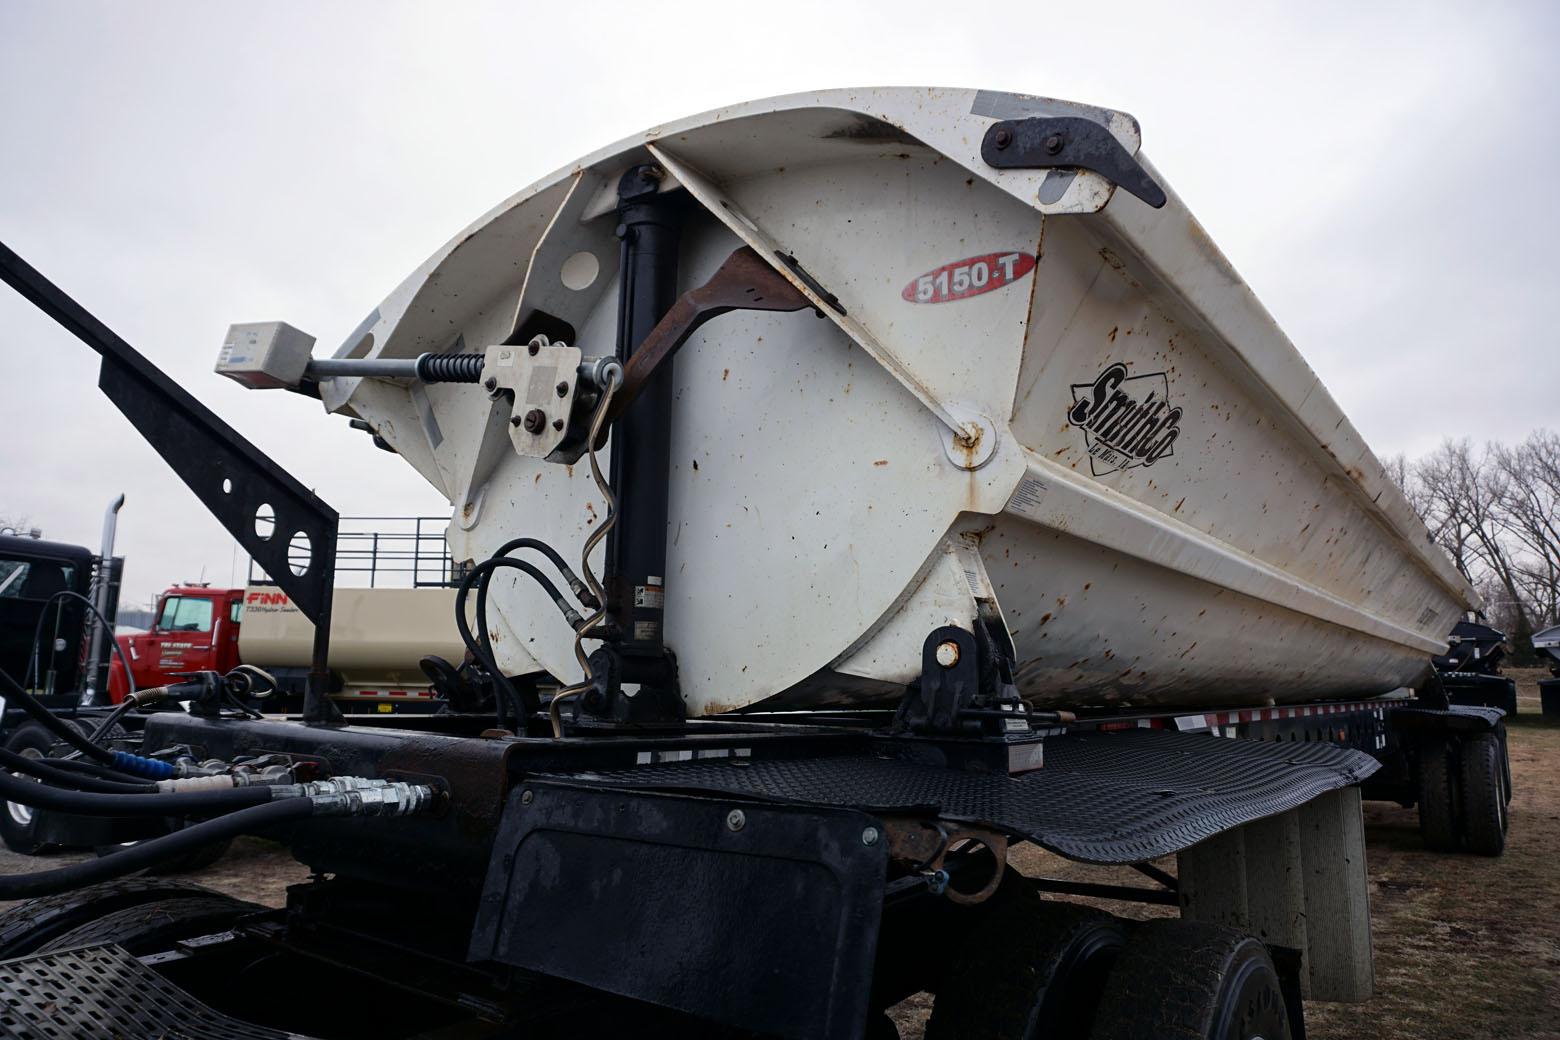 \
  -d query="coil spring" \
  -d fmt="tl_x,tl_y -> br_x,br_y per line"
415,353 -> 486,383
